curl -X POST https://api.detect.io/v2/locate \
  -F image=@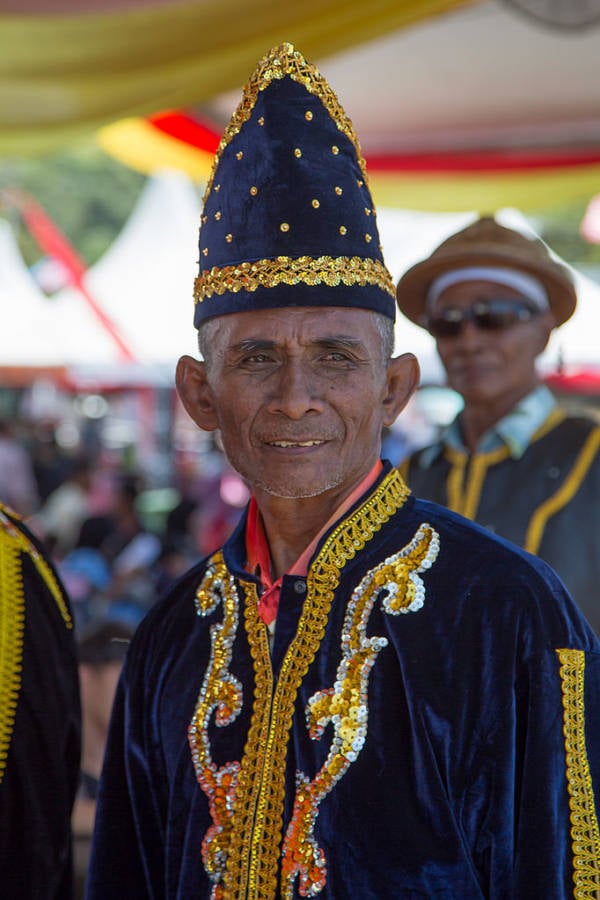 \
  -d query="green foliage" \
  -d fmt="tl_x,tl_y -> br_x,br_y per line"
0,139 -> 598,272
0,140 -> 146,268
530,200 -> 600,267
